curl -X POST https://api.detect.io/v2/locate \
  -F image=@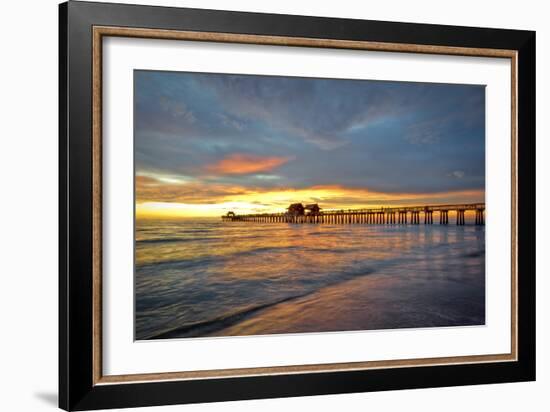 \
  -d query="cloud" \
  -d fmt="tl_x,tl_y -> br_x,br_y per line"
159,96 -> 196,123
136,175 -> 251,204
137,174 -> 484,208
194,74 -> 358,150
134,71 -> 485,196
449,170 -> 465,179
205,153 -> 292,175
219,114 -> 245,131
136,174 -> 485,218
404,119 -> 446,145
